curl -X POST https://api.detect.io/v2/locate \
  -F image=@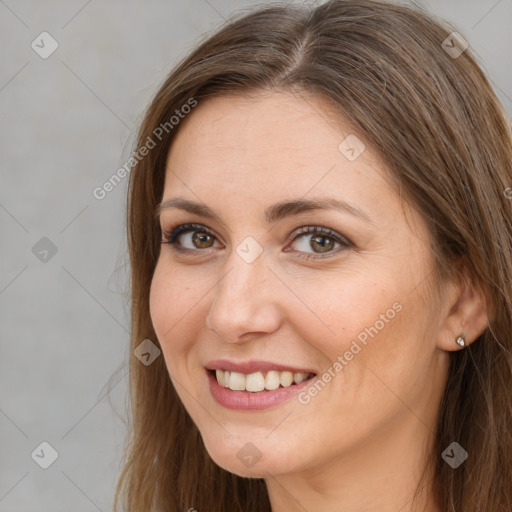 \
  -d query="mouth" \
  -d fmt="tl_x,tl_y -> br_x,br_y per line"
205,359 -> 317,410
208,368 -> 316,392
